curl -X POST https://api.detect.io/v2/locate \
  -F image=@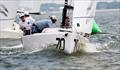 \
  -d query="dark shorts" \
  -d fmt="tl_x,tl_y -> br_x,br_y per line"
32,25 -> 39,34
37,29 -> 44,33
24,30 -> 31,35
